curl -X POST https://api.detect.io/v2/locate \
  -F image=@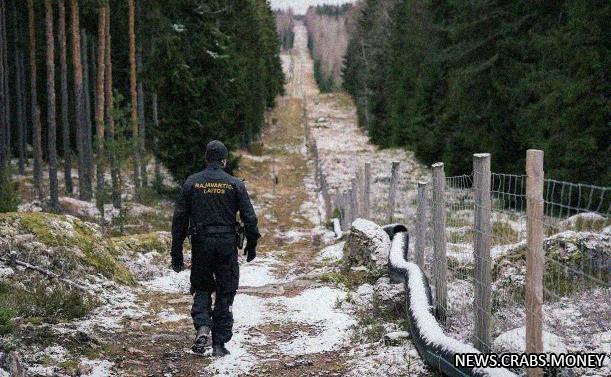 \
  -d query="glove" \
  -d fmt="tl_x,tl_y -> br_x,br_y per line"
171,260 -> 184,273
245,239 -> 257,262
